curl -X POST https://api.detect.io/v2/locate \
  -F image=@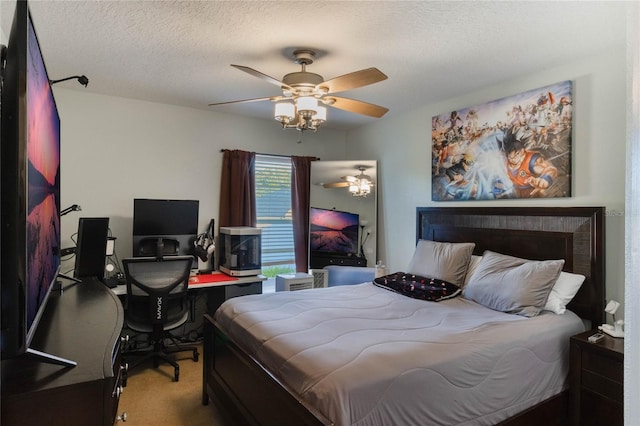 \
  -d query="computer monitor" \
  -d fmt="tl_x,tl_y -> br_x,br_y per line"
132,199 -> 198,236
132,199 -> 199,267
73,217 -> 110,280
